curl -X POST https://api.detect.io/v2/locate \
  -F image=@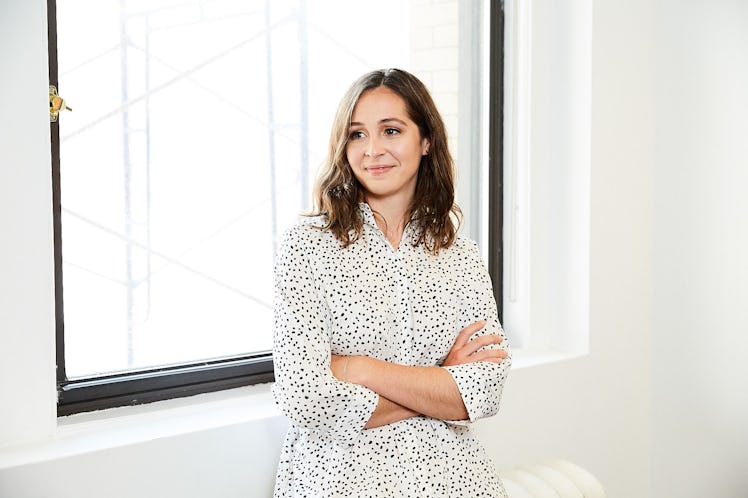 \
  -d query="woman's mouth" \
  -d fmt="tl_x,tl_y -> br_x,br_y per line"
366,165 -> 394,176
